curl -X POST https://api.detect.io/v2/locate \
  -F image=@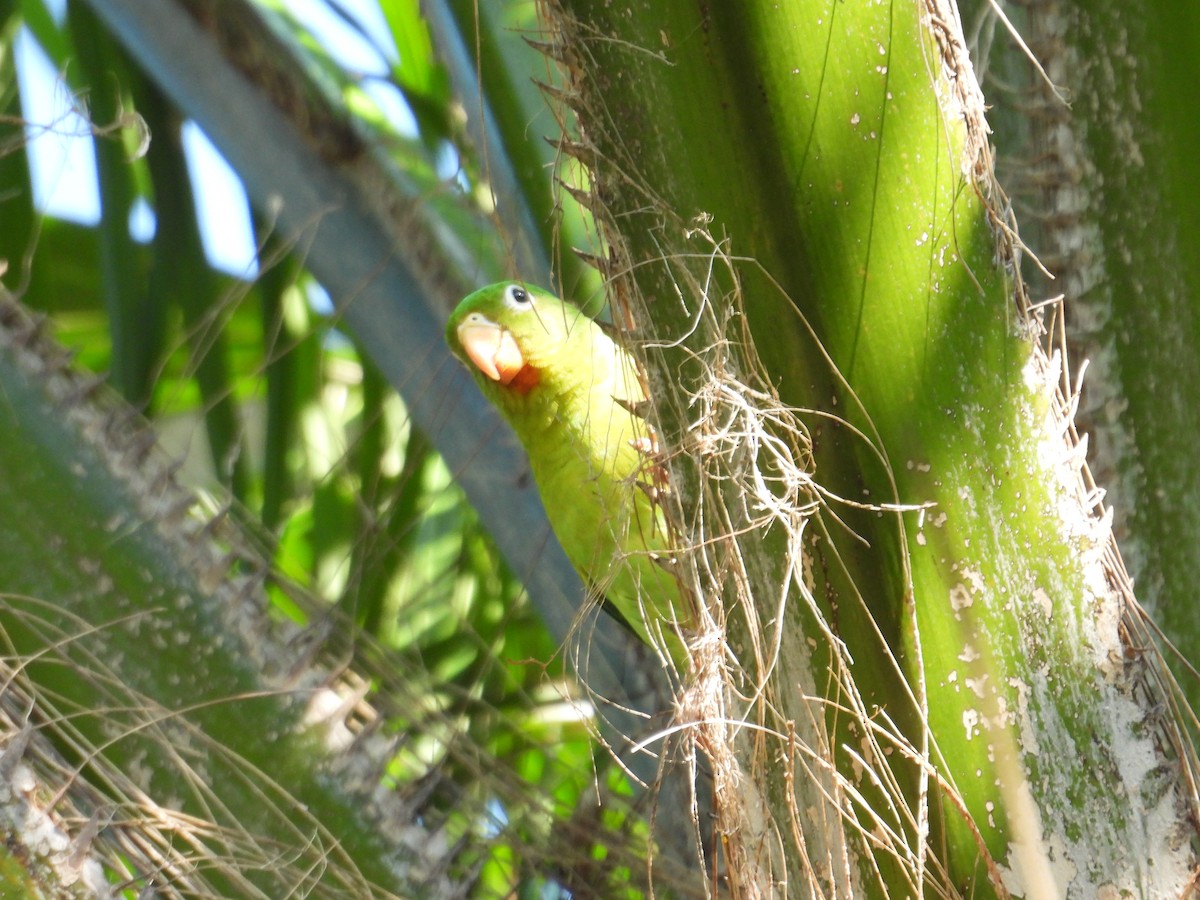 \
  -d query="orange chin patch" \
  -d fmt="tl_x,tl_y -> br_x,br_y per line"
506,362 -> 540,396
